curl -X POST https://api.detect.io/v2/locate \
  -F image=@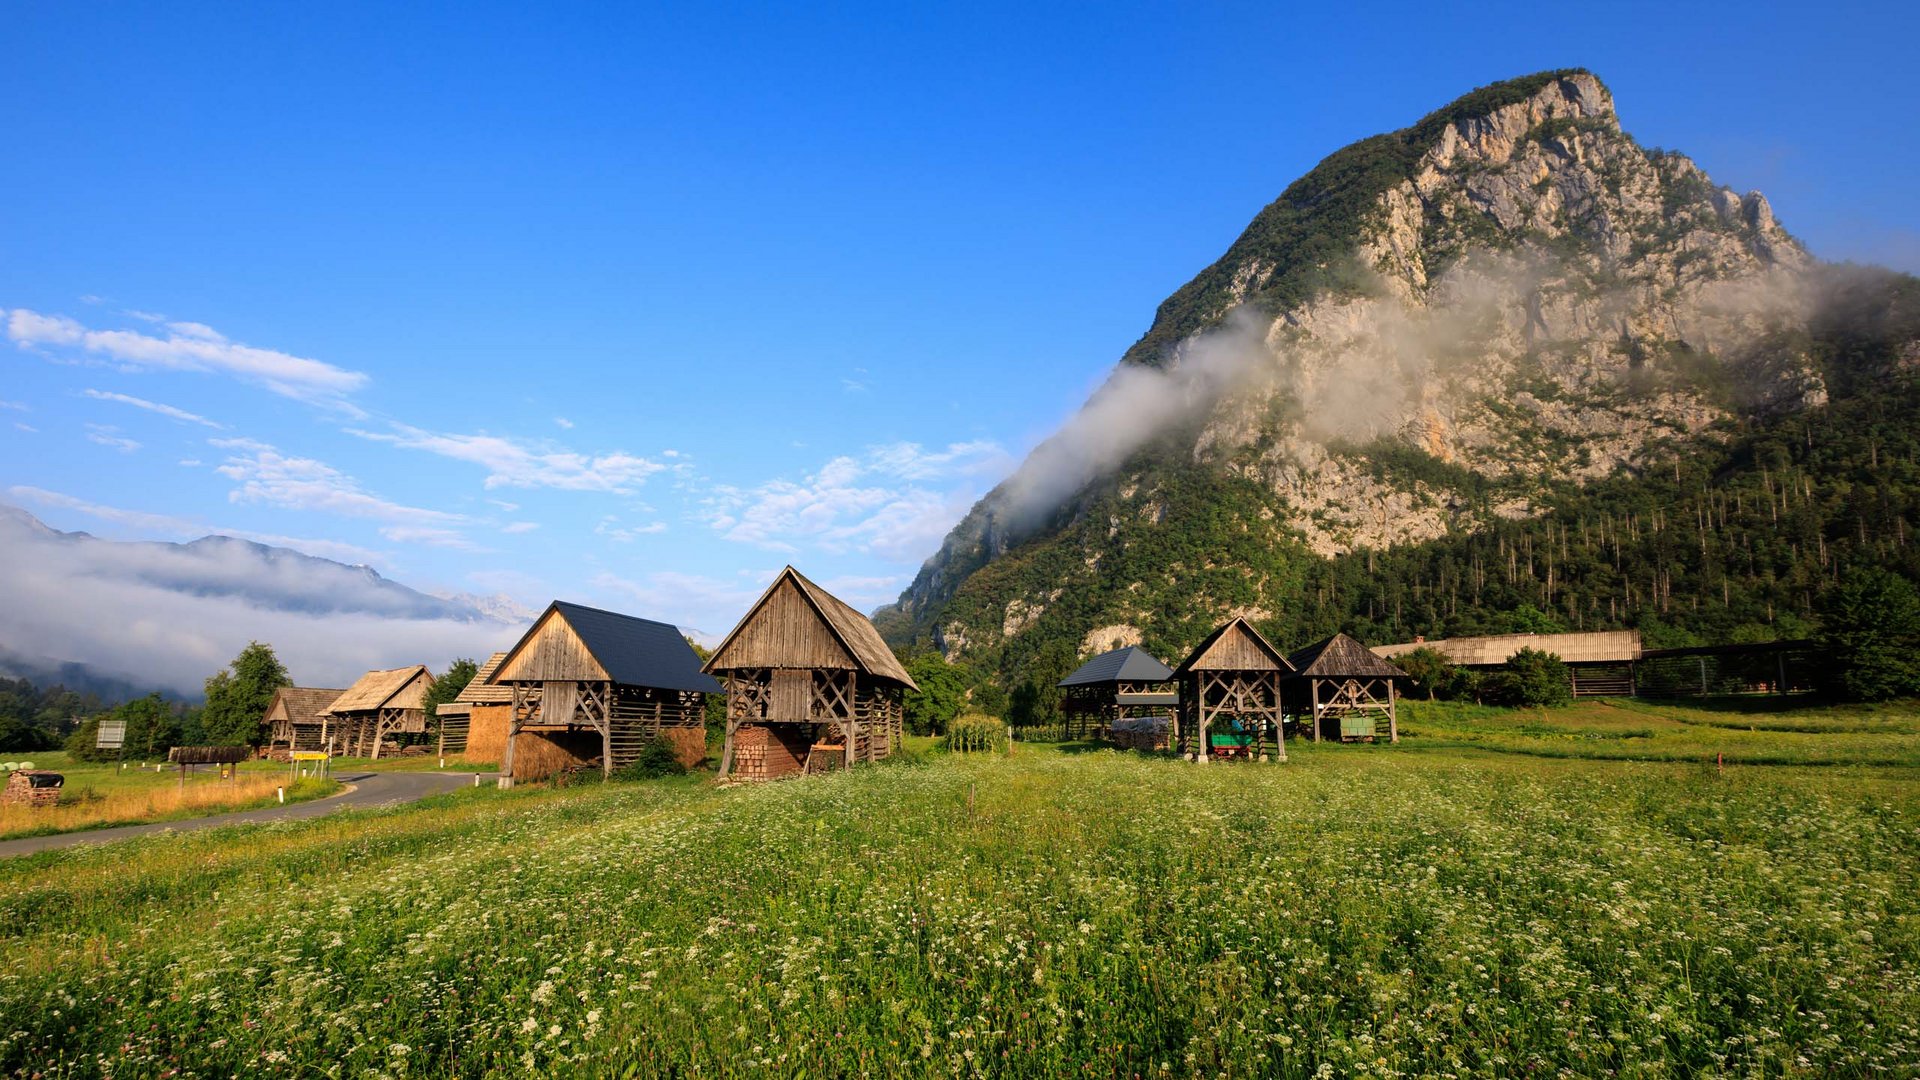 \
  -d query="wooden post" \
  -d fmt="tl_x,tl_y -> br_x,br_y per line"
500,685 -> 521,789
1195,673 -> 1212,765
1310,679 -> 1321,743
1387,679 -> 1399,744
